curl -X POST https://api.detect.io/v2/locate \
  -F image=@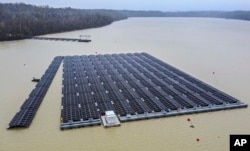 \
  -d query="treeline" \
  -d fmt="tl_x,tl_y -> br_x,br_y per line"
165,11 -> 250,21
120,10 -> 166,17
120,10 -> 250,21
1,3 -> 250,41
0,3 -> 127,41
